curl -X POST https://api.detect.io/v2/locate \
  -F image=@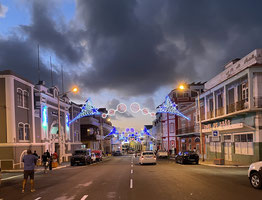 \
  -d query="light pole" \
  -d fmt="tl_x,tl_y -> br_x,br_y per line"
57,86 -> 78,164
179,84 -> 205,162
